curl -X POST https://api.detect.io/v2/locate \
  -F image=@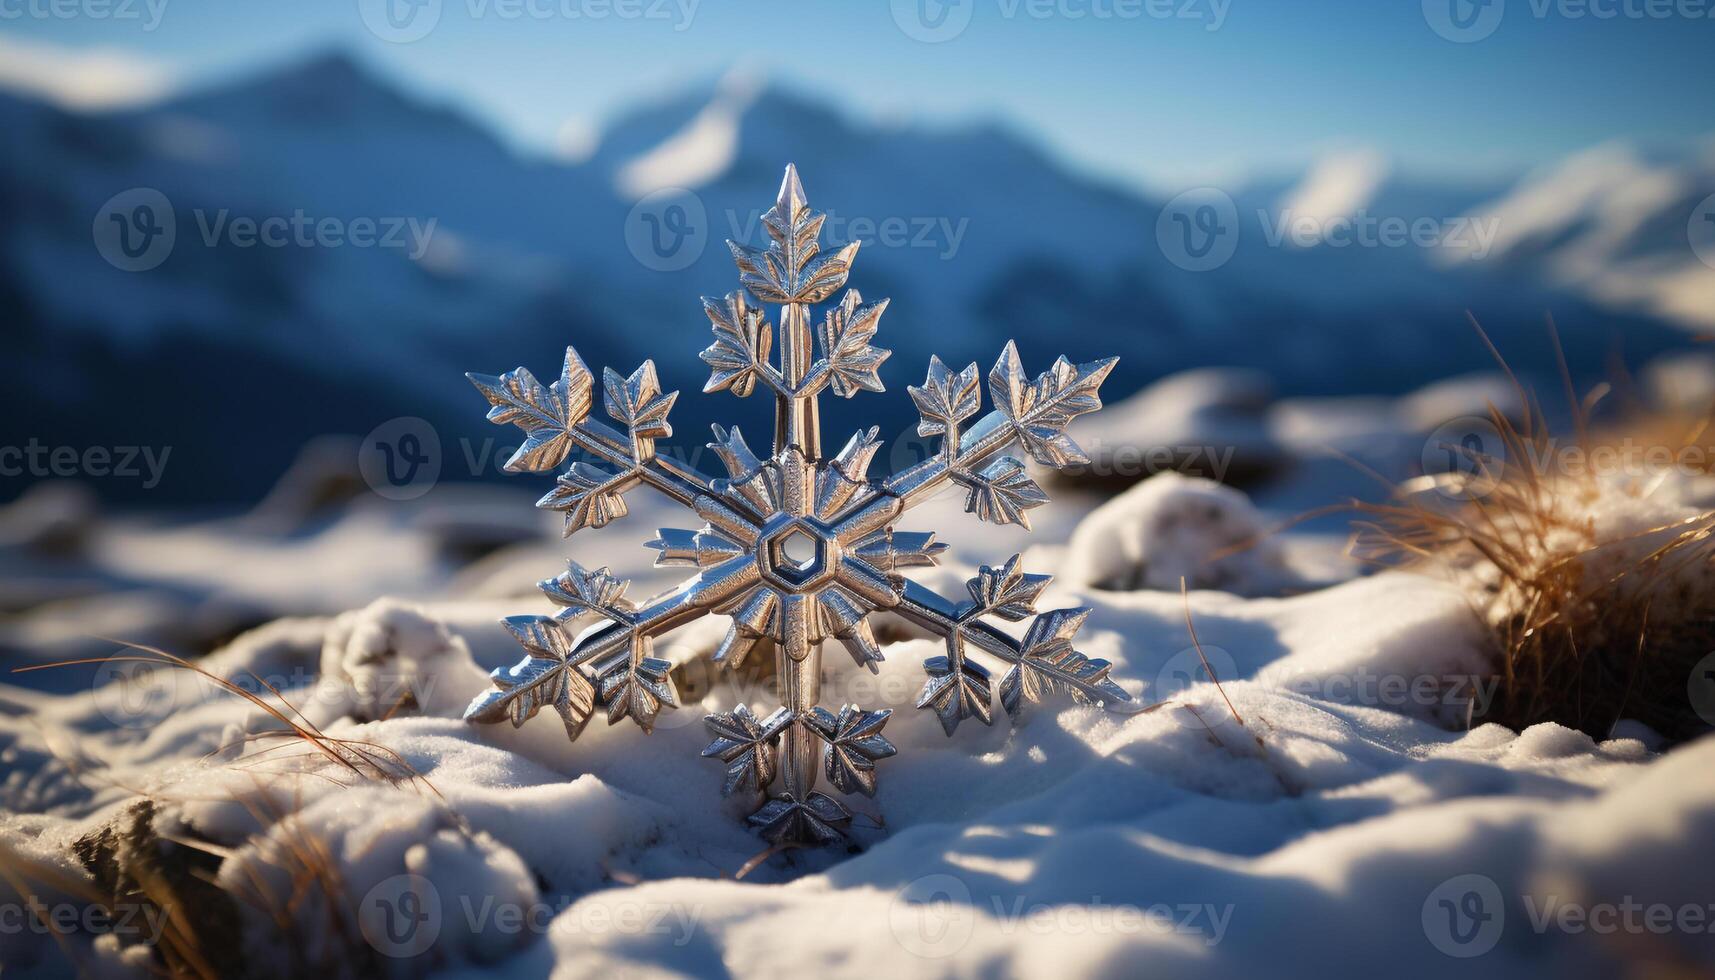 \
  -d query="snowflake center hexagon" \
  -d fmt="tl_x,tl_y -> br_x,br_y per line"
776,530 -> 816,568
463,163 -> 1135,848
760,517 -> 835,588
